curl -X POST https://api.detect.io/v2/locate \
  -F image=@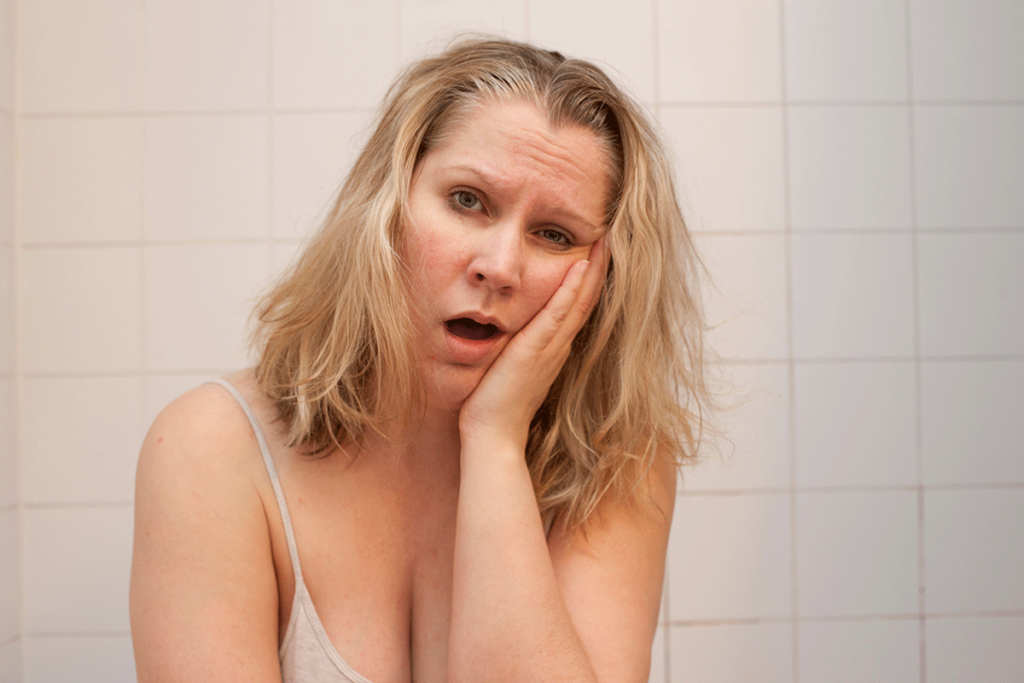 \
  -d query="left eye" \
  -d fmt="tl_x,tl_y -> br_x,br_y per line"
453,190 -> 483,211
538,229 -> 570,245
